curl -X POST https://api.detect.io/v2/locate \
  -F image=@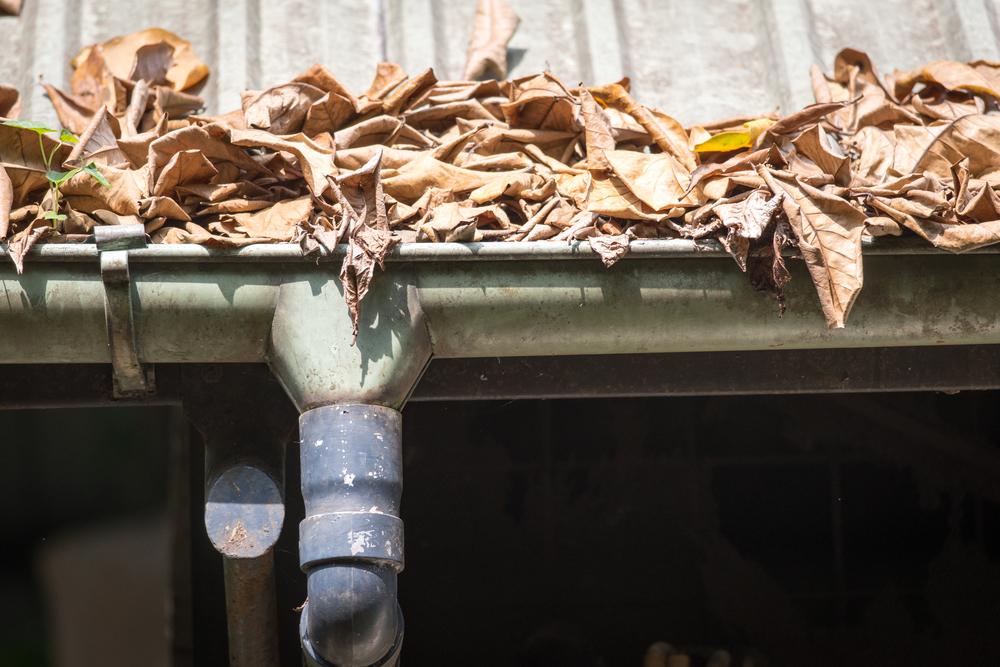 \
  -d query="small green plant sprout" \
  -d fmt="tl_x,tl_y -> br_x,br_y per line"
1,119 -> 108,226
